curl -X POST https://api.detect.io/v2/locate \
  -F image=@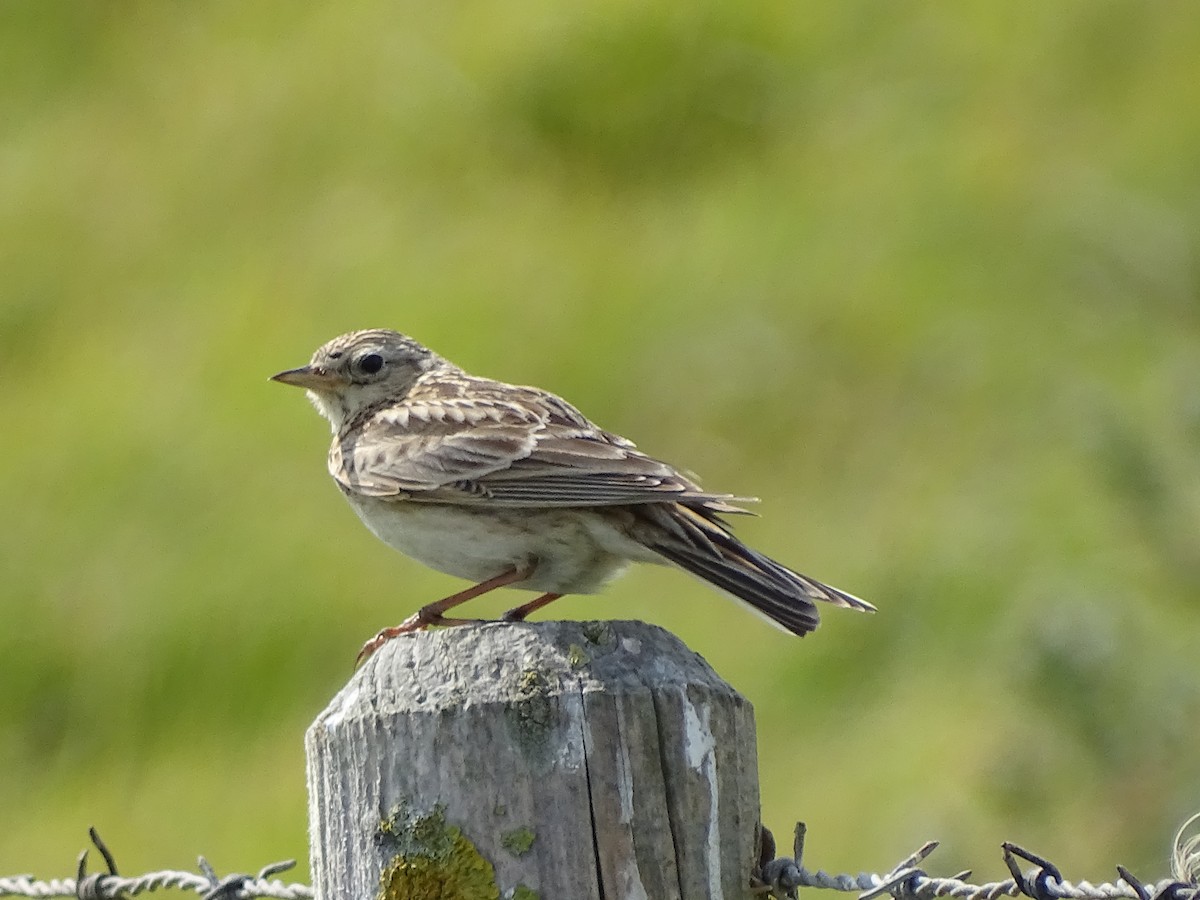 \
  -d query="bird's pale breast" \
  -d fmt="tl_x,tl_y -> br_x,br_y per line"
344,495 -> 662,594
